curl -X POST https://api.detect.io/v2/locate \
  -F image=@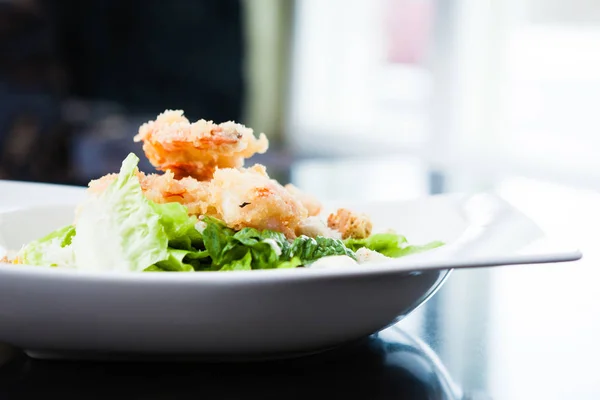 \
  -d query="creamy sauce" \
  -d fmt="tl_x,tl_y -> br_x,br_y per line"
195,220 -> 207,233
355,247 -> 392,264
297,216 -> 342,240
307,248 -> 392,269
307,255 -> 358,268
262,238 -> 282,256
